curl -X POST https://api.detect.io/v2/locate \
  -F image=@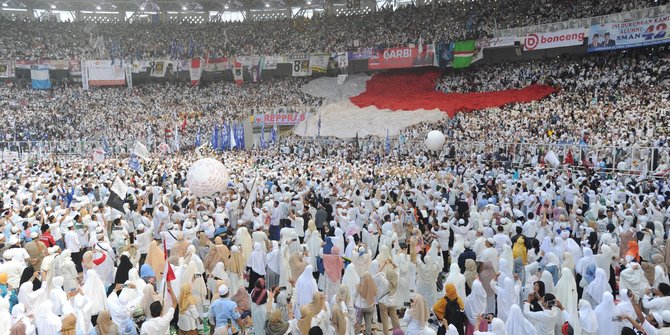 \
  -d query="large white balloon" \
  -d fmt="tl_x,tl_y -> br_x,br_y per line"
186,158 -> 229,198
424,130 -> 446,151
